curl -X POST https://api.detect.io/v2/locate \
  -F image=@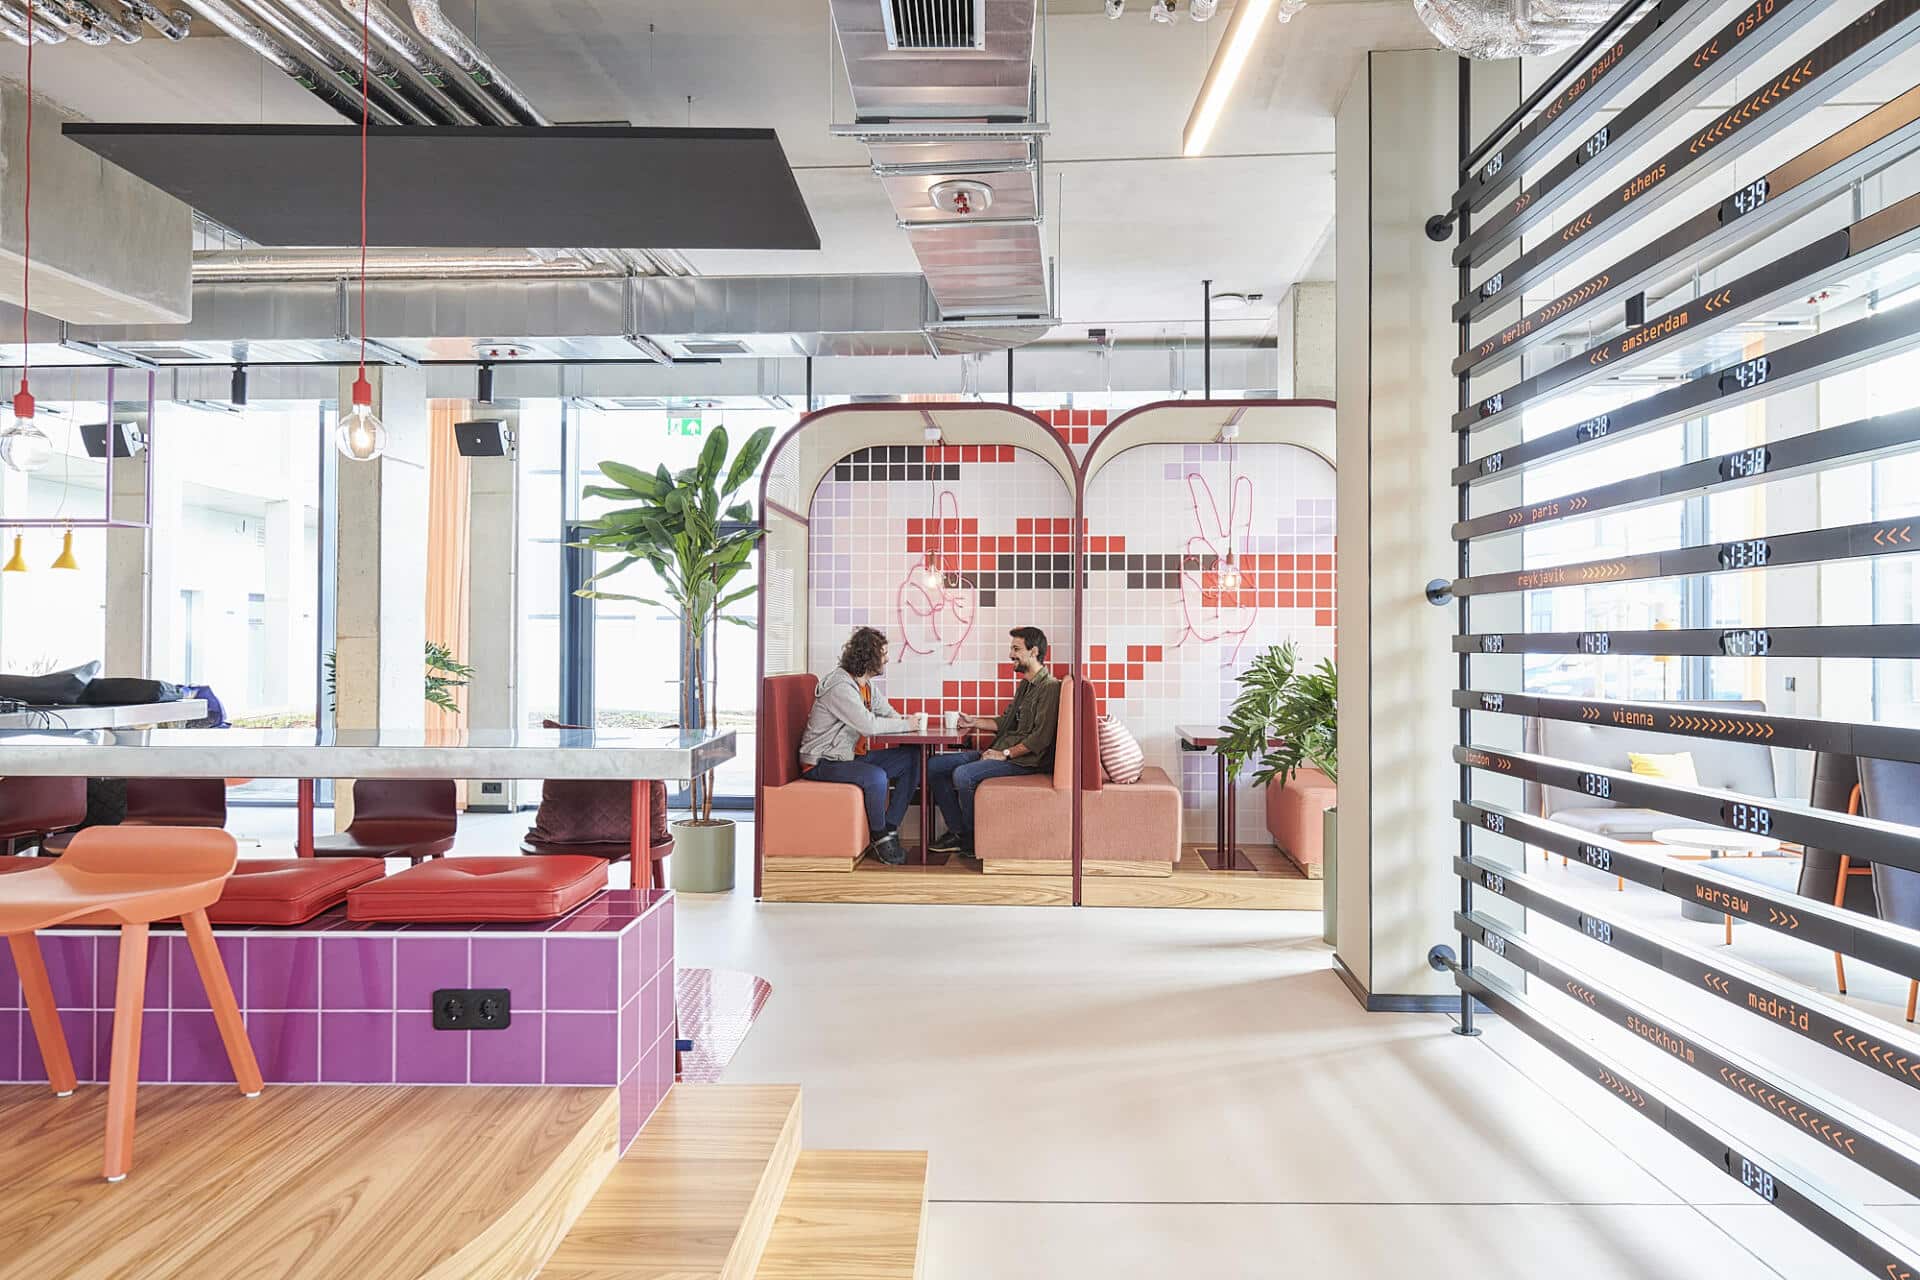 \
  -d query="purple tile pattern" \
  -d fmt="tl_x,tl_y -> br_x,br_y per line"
2,890 -> 676,1154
